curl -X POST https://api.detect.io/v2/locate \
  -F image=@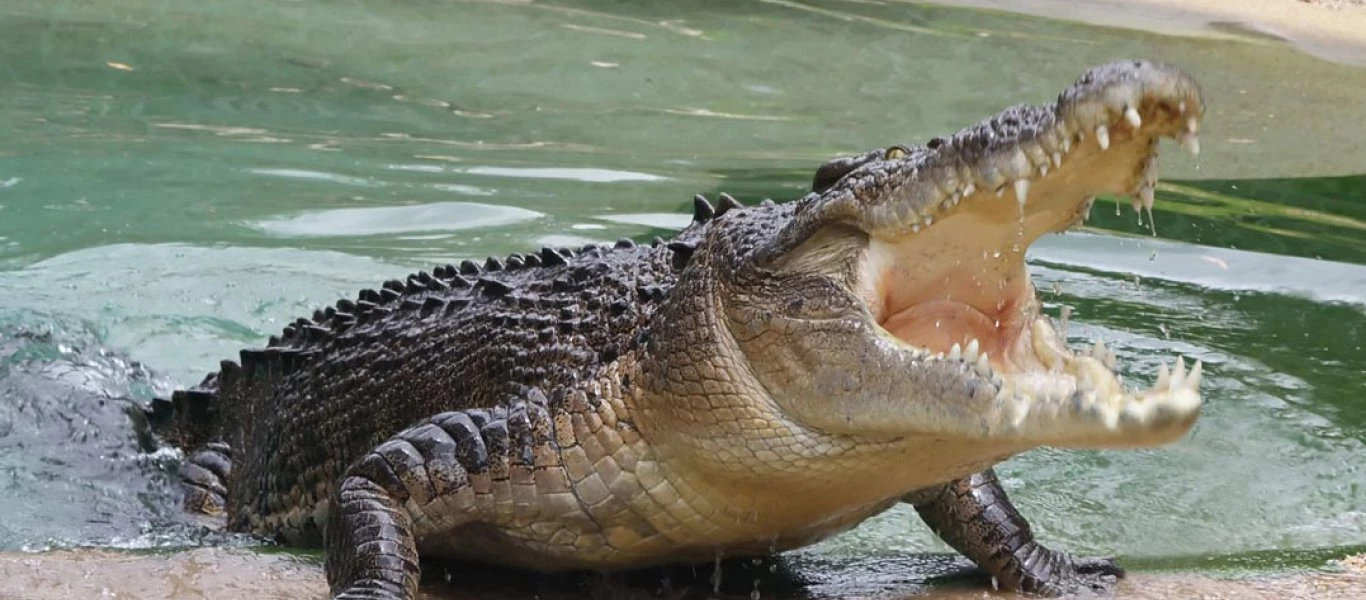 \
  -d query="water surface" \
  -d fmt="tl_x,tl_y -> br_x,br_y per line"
1,0 -> 1364,594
